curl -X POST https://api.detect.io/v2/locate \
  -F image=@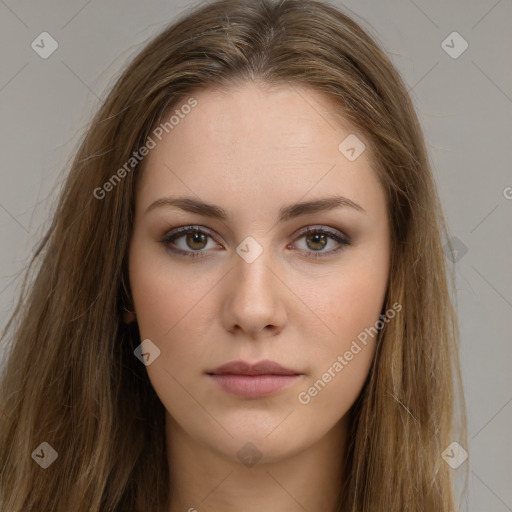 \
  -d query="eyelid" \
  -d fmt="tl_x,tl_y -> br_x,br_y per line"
161,224 -> 350,258
293,225 -> 349,243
